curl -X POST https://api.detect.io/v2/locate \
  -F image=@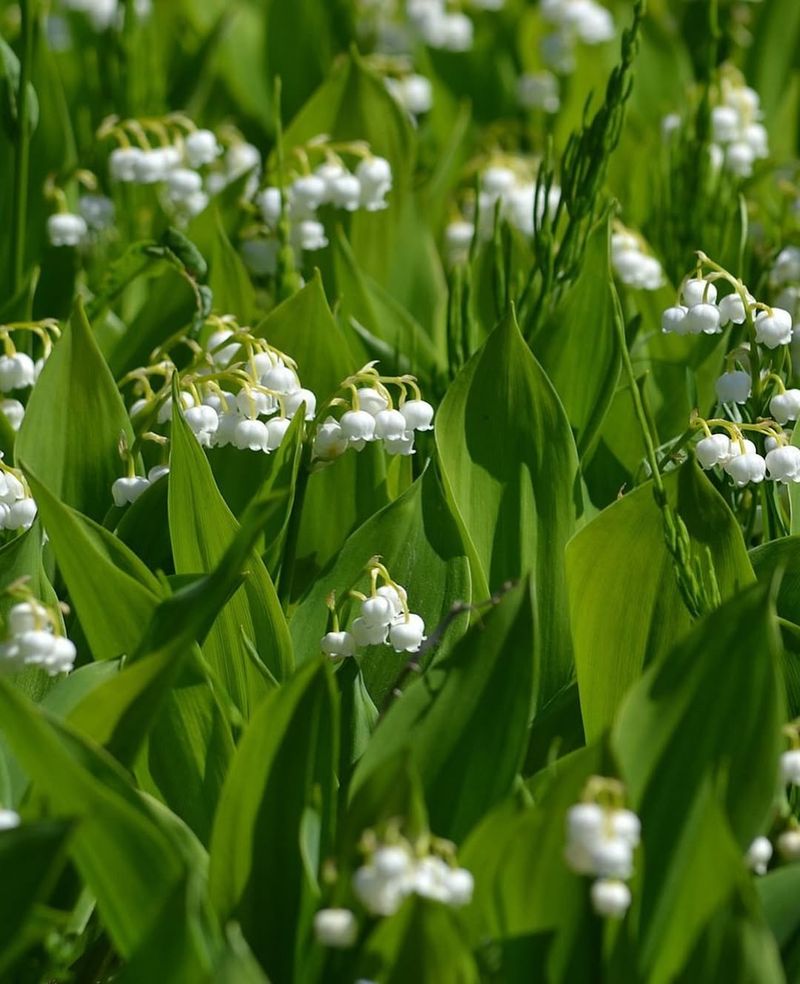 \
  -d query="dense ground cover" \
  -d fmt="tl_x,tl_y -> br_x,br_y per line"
2,0 -> 800,980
